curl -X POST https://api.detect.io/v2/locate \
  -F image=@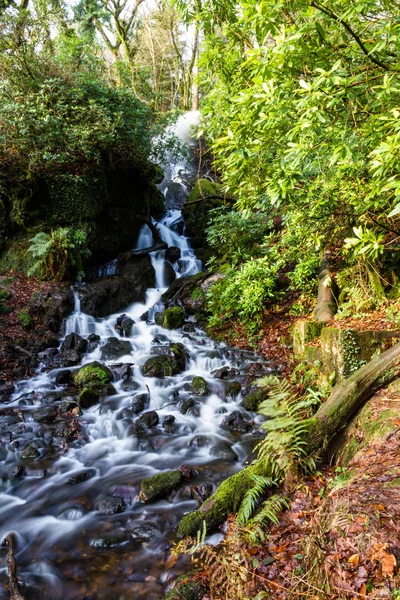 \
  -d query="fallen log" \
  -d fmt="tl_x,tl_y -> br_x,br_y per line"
178,341 -> 400,537
5,534 -> 24,600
